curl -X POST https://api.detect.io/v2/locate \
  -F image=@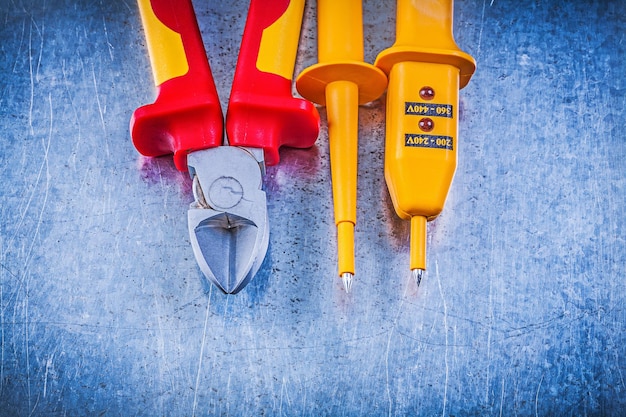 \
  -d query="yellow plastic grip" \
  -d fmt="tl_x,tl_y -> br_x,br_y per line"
256,0 -> 305,79
317,0 -> 364,62
395,0 -> 457,51
375,0 -> 475,89
136,0 -> 189,86
295,0 -> 386,106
